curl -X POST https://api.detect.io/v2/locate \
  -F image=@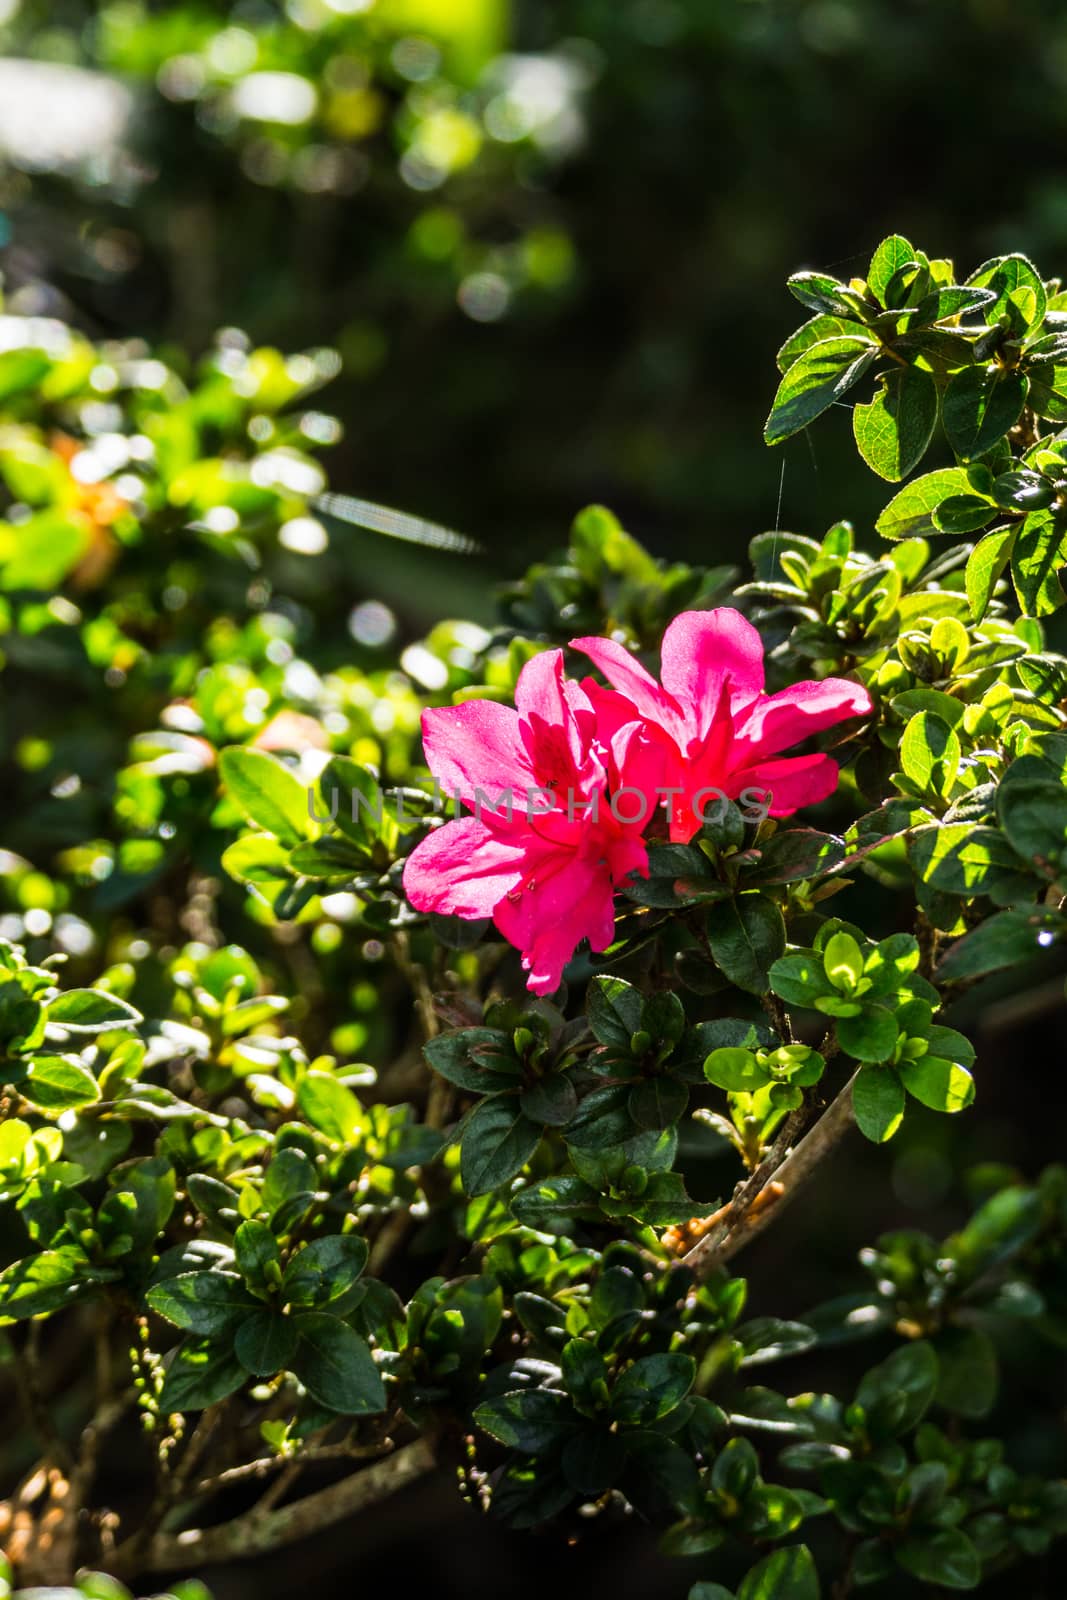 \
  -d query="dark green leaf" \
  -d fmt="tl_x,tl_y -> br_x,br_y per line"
235,1308 -> 299,1376
943,364 -> 1027,459
765,337 -> 877,445
159,1337 -> 246,1412
461,1095 -> 541,1196
0,1245 -> 100,1320
474,1388 -> 576,1451
628,1077 -> 688,1130
282,1235 -> 368,1309
290,1312 -> 386,1414
587,976 -> 643,1049
852,1065 -> 904,1143
146,1271 -> 256,1336
935,1326 -> 997,1418
897,1529 -> 981,1591
737,1545 -> 820,1600
612,1353 -> 695,1425
706,894 -> 786,995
